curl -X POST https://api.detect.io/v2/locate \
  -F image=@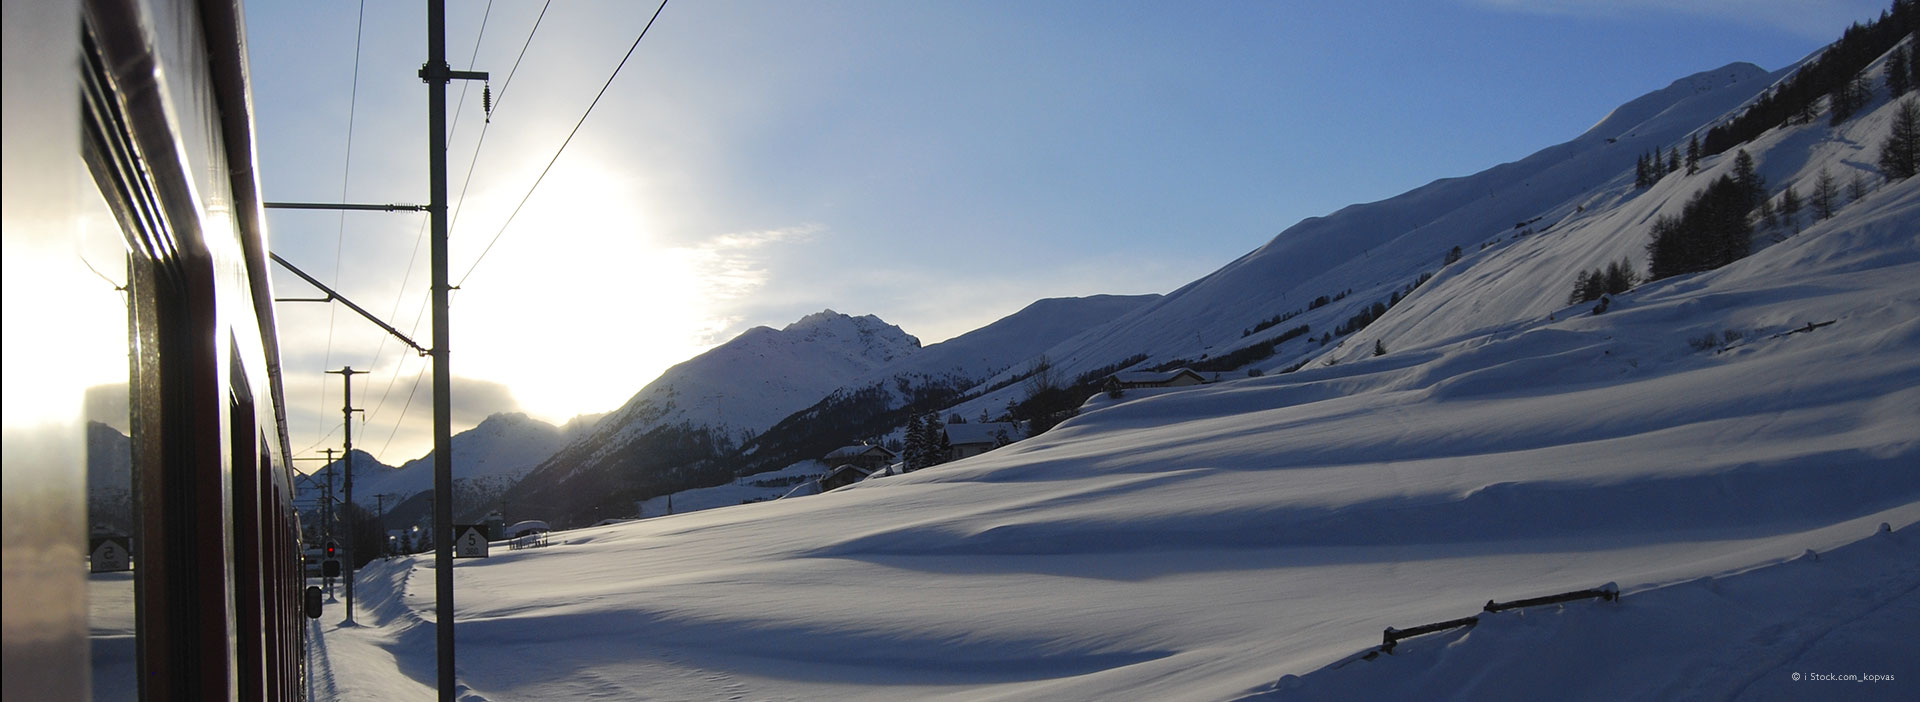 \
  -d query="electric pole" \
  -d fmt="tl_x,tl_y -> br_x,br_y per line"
320,447 -> 336,554
327,365 -> 364,625
295,447 -> 339,600
422,3 -> 487,697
